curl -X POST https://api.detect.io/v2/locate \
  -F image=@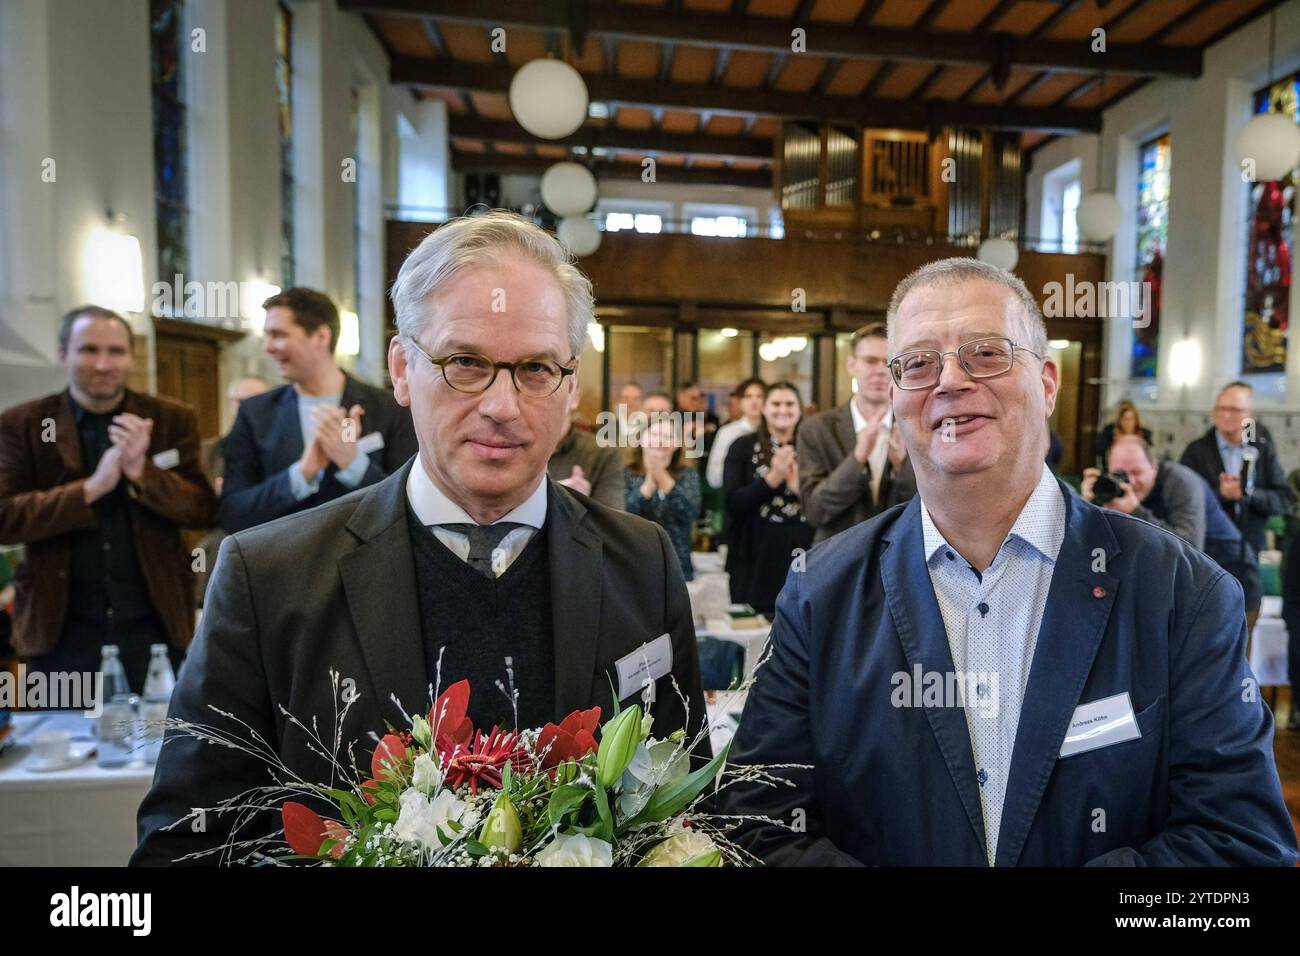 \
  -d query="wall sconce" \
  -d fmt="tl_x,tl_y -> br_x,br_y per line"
1168,339 -> 1202,388
85,228 -> 145,313
241,280 -> 281,334
337,310 -> 361,356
